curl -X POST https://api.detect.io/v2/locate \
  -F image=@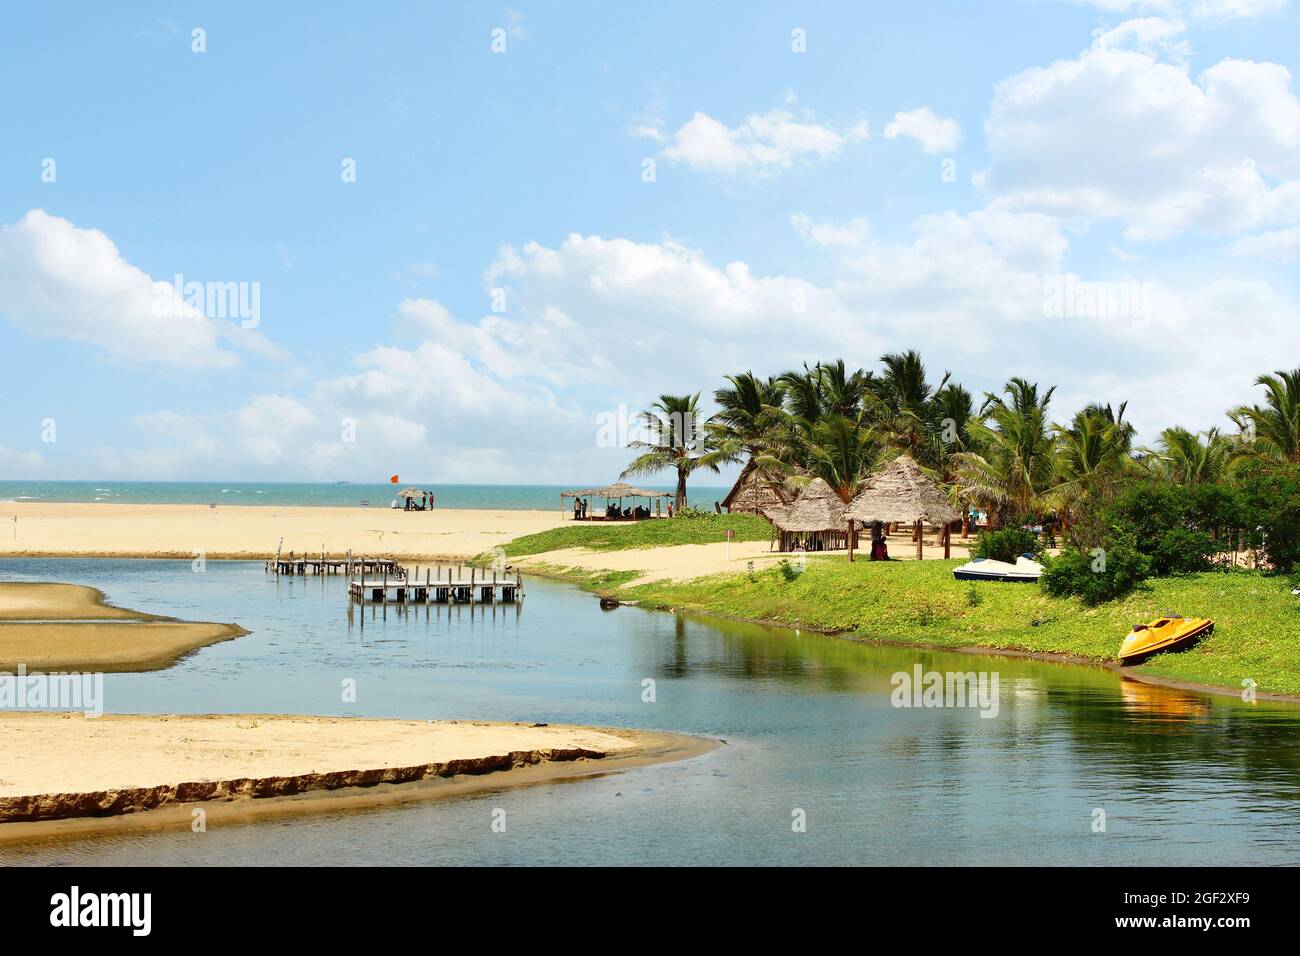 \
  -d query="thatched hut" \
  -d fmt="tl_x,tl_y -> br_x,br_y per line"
721,461 -> 795,515
764,477 -> 850,552
560,482 -> 672,520
844,454 -> 961,559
